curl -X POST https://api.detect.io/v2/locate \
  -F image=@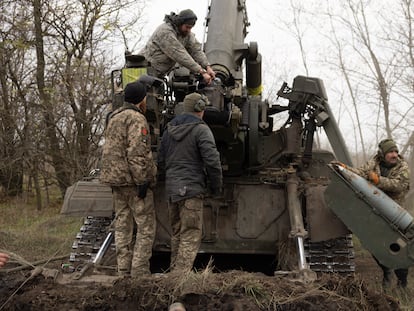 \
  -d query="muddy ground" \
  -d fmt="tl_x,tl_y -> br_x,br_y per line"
0,254 -> 410,311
